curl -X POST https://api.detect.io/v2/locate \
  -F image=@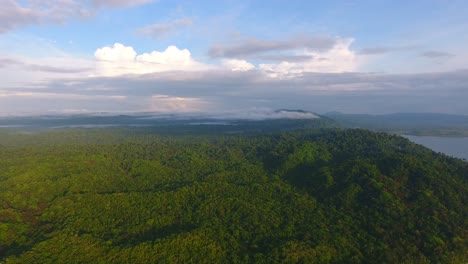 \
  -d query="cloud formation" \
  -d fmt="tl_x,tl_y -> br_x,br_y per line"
92,38 -> 359,79
0,0 -> 156,33
208,35 -> 337,58
259,38 -> 358,77
6,61 -> 466,115
0,0 -> 90,33
420,51 -> 454,58
89,0 -> 156,8
137,18 -> 192,39
204,109 -> 320,120
0,58 -> 19,68
94,43 -> 208,76
149,94 -> 206,112
2,36 -> 464,115
255,54 -> 315,62
205,34 -> 360,77
0,53 -> 93,91
0,0 -> 466,116
358,46 -> 415,55
0,57 -> 91,73
222,59 -> 255,72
